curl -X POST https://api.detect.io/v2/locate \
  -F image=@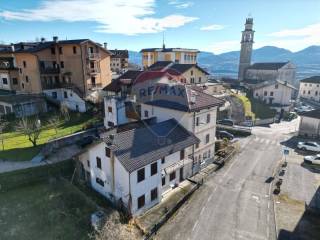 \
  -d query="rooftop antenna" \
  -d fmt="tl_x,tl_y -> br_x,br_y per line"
162,32 -> 166,49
